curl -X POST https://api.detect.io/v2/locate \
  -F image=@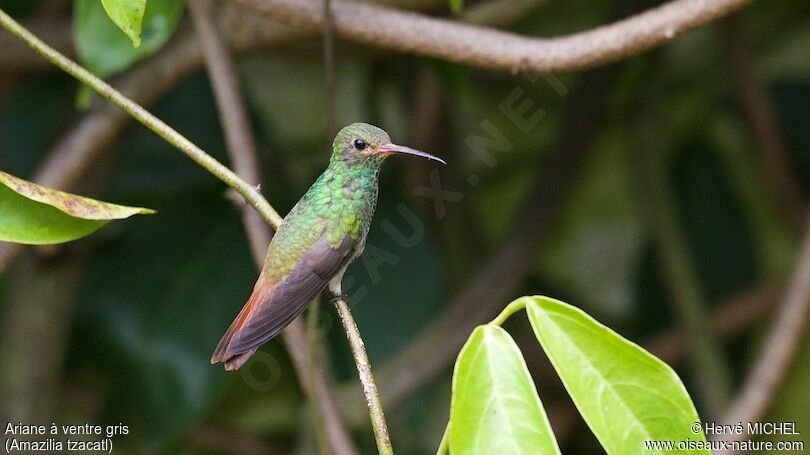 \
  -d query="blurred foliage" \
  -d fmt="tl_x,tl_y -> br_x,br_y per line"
447,0 -> 463,15
773,82 -> 810,192
0,74 -> 74,175
0,0 -> 809,454
74,0 -> 183,107
74,0 -> 183,77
